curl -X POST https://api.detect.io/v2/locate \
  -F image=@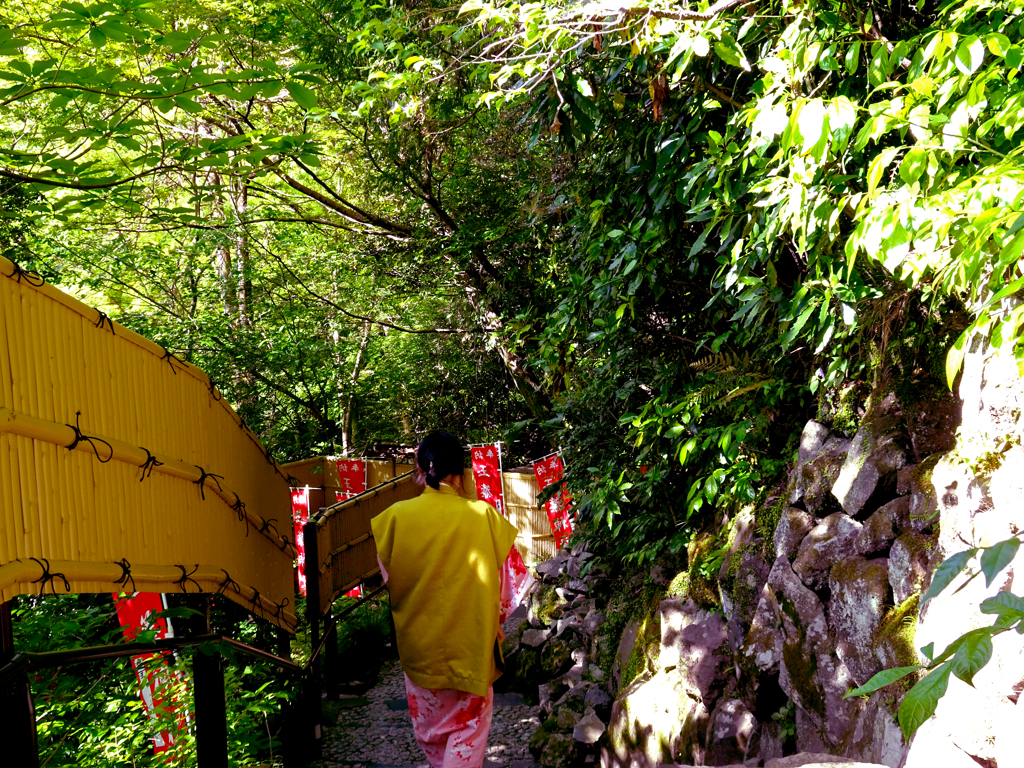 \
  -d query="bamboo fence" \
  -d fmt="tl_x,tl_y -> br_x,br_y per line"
308,467 -> 556,614
282,455 -> 415,512
0,256 -> 297,630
